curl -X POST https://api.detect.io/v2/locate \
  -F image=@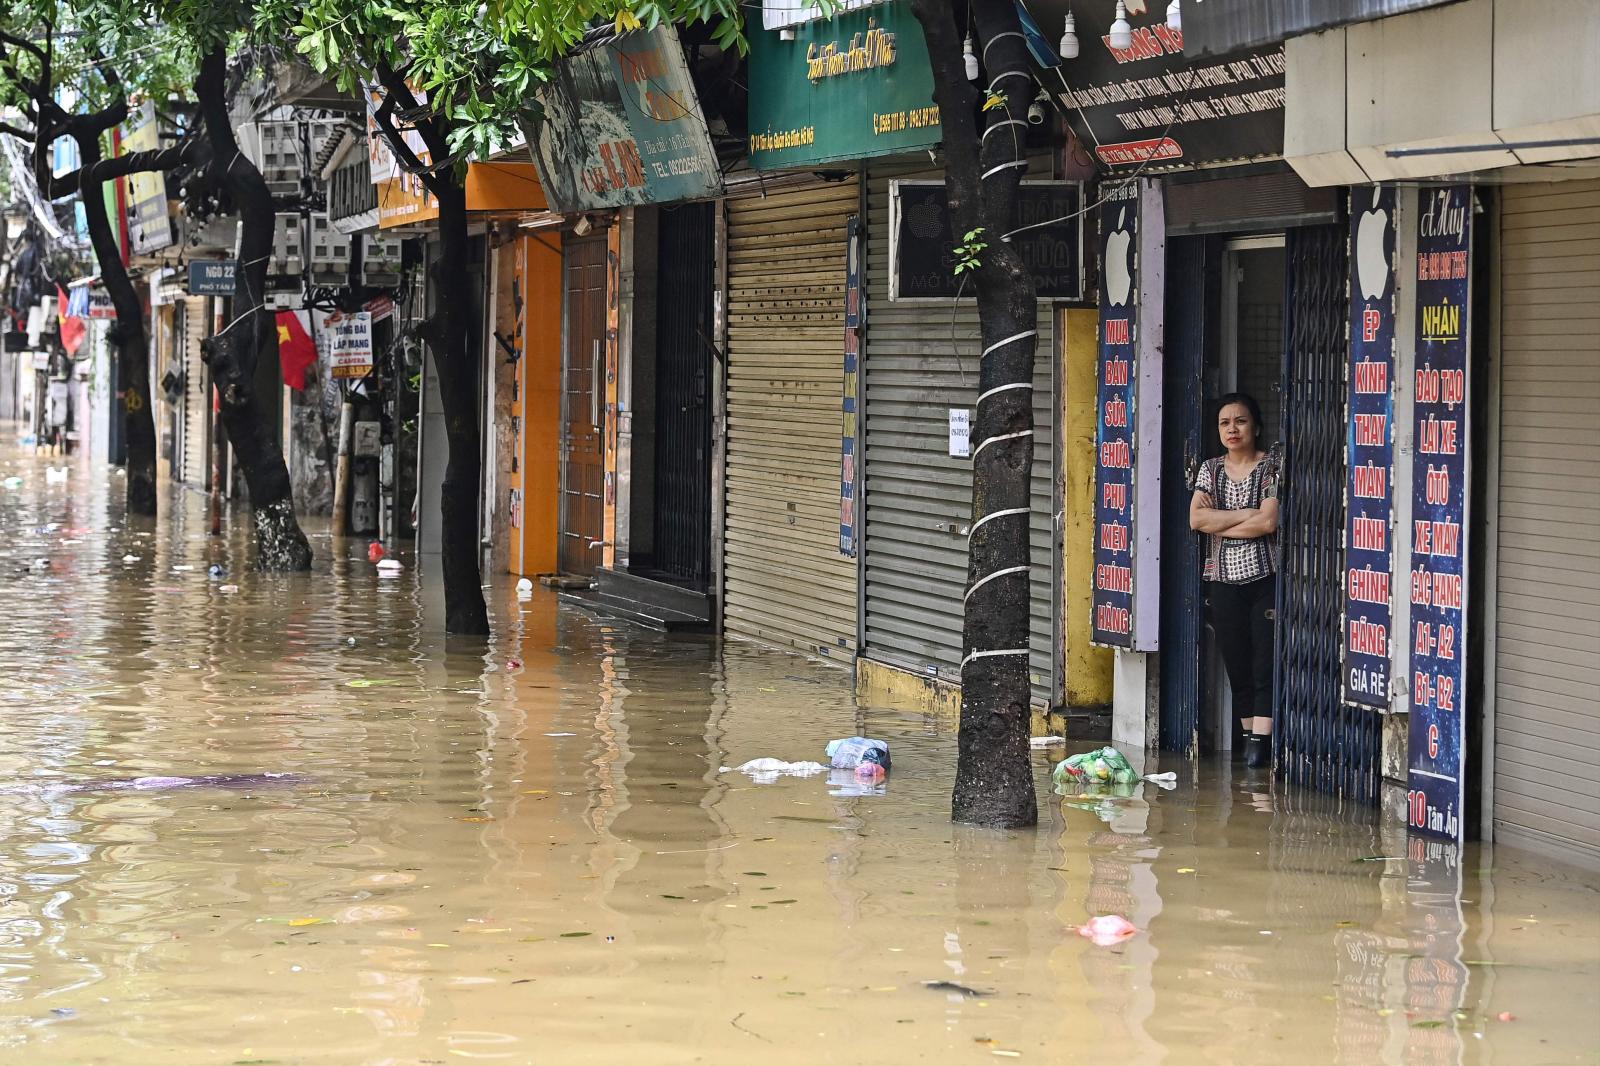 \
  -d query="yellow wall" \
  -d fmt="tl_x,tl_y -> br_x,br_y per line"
1062,308 -> 1114,707
516,232 -> 564,576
